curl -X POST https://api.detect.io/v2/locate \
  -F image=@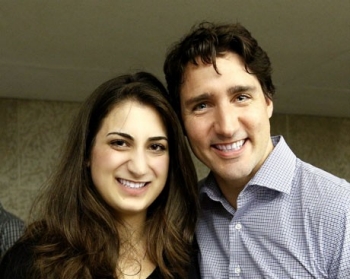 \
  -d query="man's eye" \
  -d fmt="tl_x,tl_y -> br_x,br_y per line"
237,95 -> 249,102
193,103 -> 207,111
